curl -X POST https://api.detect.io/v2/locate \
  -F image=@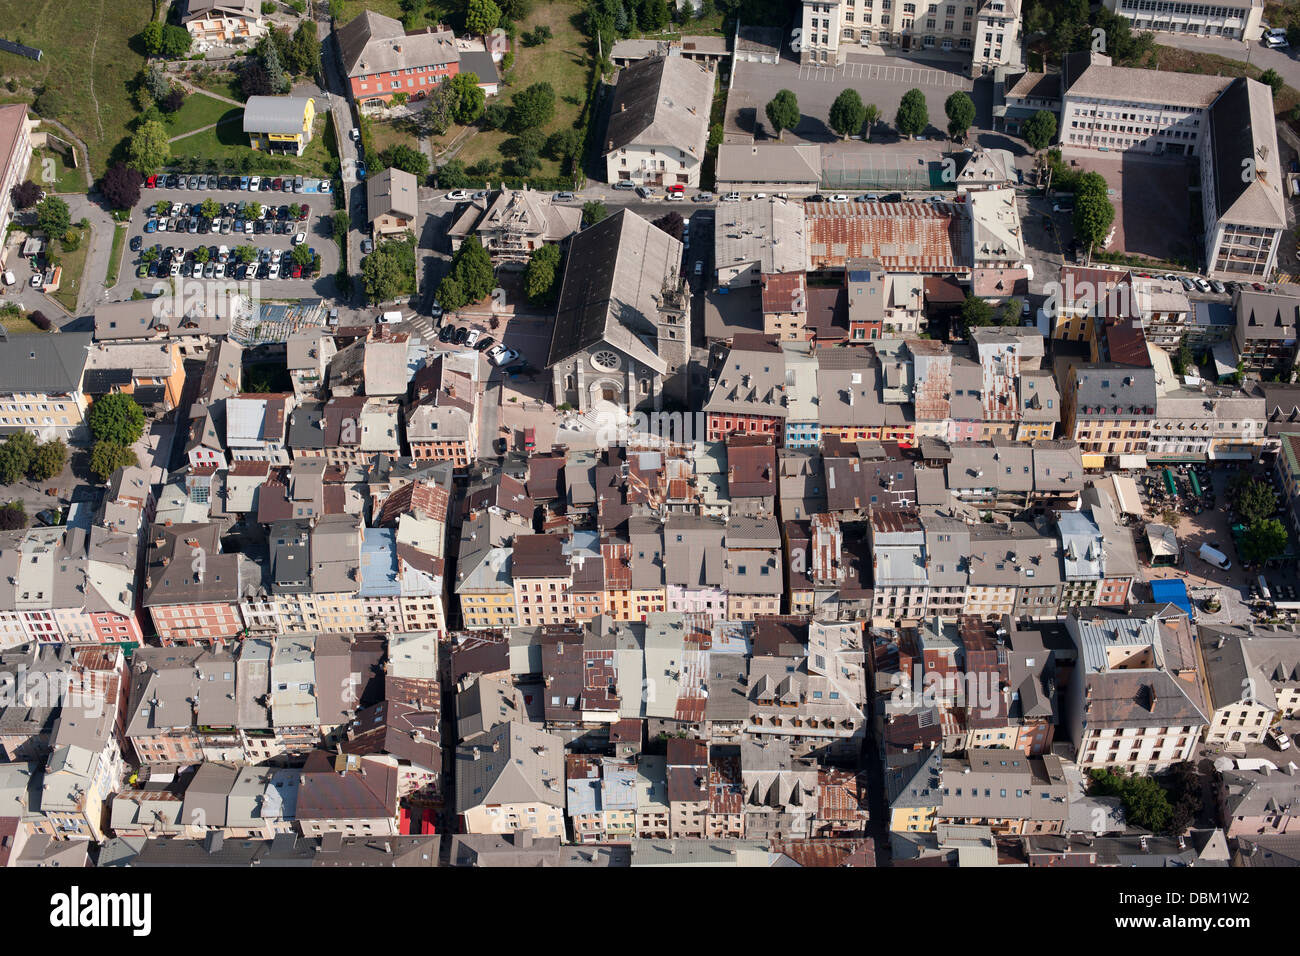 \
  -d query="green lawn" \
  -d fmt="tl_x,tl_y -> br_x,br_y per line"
167,93 -> 241,139
0,0 -> 151,177
104,223 -> 127,289
50,224 -> 90,313
170,114 -> 333,177
455,0 -> 591,179
184,69 -> 244,103
25,144 -> 84,193
0,308 -> 47,335
335,0 -> 406,23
